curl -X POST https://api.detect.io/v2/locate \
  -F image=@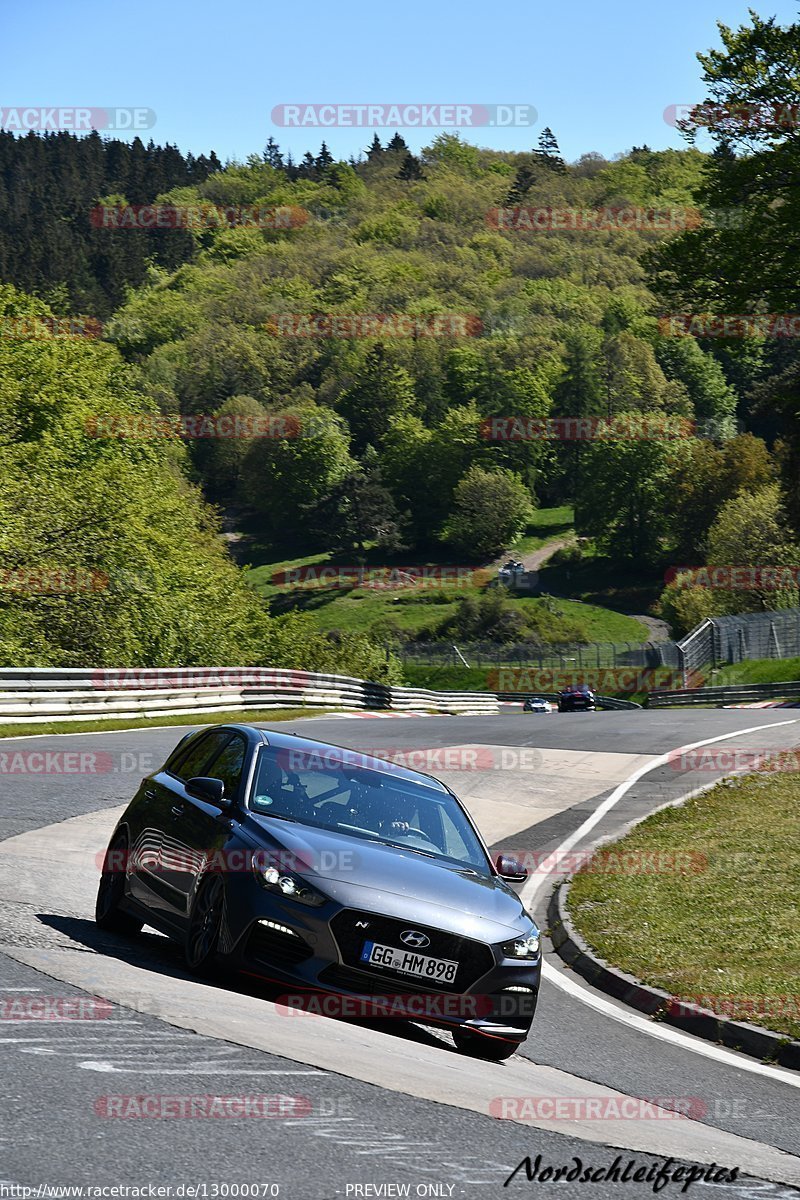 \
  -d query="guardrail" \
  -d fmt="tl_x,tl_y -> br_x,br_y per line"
495,692 -> 641,710
0,668 -> 500,725
647,680 -> 800,708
